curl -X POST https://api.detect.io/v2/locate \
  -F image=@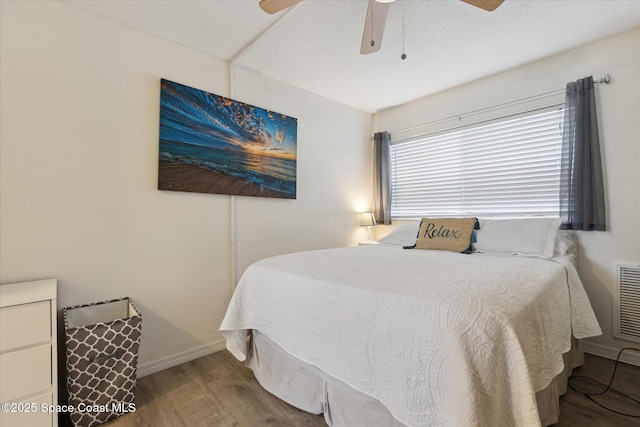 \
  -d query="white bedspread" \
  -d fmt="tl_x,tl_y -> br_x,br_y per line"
219,246 -> 601,427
